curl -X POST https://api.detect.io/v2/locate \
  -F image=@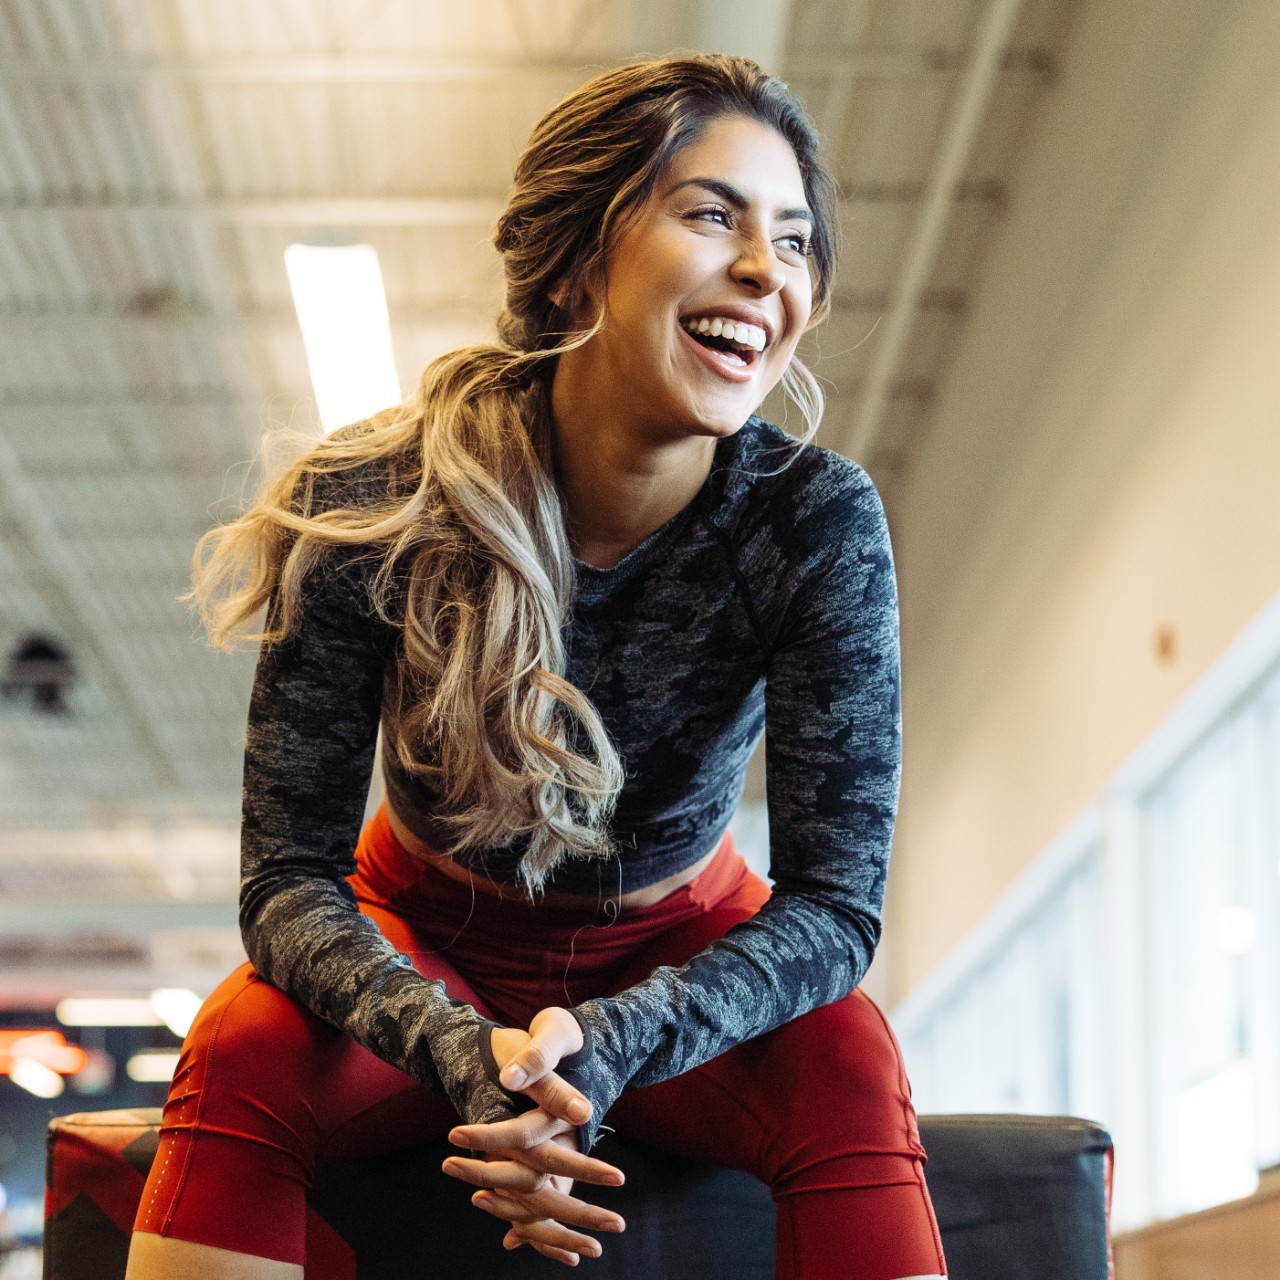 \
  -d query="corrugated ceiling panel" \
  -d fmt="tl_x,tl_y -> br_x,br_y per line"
838,74 -> 958,188
925,200 -> 1003,295
156,0 -> 623,59
0,212 -> 210,306
0,824 -> 239,899
836,201 -> 915,296
13,322 -> 226,392
0,82 -> 165,200
789,0 -> 874,53
184,74 -> 583,199
803,305 -> 959,391
863,0 -> 984,49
